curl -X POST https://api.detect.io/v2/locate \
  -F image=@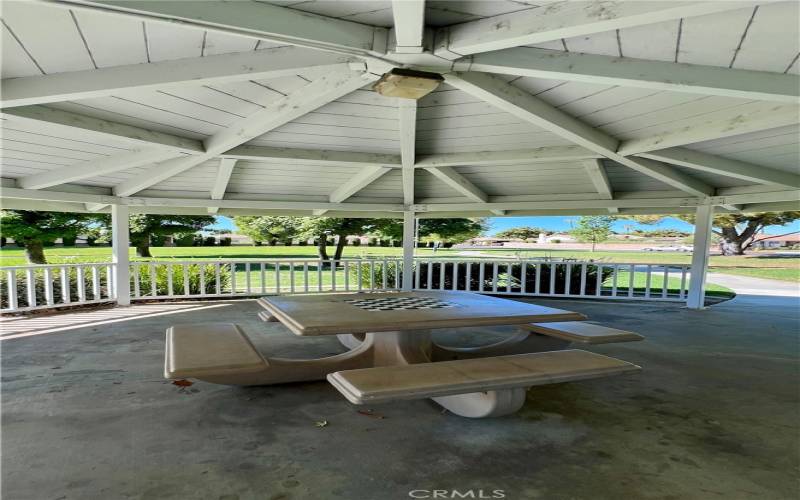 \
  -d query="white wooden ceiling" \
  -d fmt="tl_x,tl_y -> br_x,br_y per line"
0,0 -> 798,217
